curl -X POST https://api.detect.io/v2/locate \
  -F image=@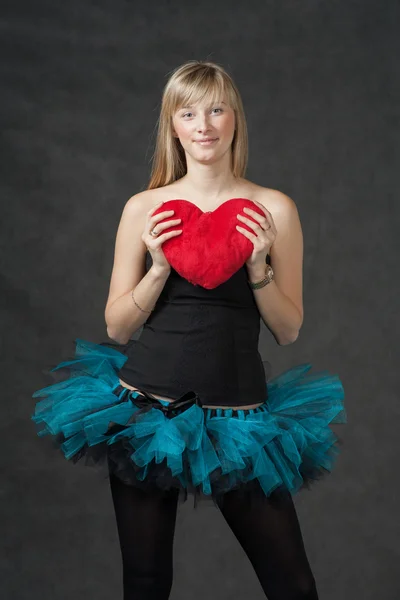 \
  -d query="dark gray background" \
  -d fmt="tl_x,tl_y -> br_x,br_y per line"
2,1 -> 398,598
